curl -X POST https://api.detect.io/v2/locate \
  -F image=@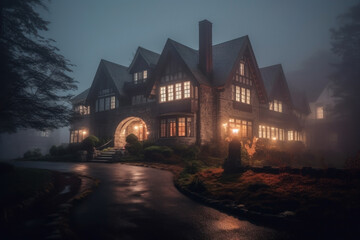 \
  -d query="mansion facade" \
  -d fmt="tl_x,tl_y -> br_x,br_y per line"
70,20 -> 310,149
